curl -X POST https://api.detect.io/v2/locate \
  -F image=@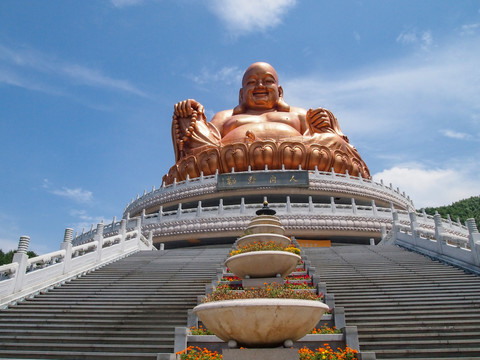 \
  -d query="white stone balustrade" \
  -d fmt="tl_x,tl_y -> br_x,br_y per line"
122,169 -> 415,219
0,225 -> 155,309
391,211 -> 480,275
